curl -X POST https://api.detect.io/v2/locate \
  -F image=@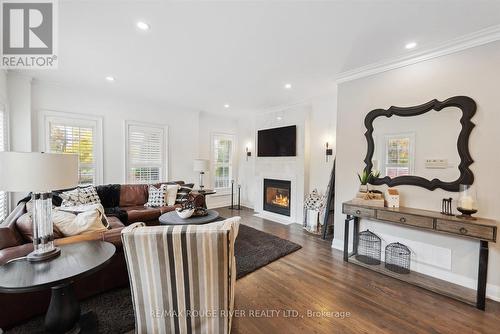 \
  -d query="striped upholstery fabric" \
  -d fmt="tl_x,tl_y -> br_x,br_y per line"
121,217 -> 240,334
